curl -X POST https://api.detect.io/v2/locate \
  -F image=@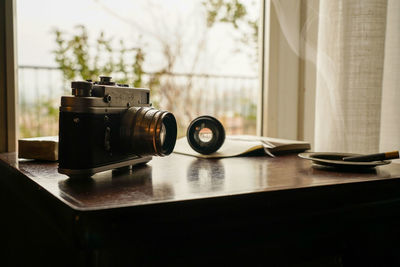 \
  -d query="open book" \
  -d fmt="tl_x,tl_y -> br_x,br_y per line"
173,135 -> 311,159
